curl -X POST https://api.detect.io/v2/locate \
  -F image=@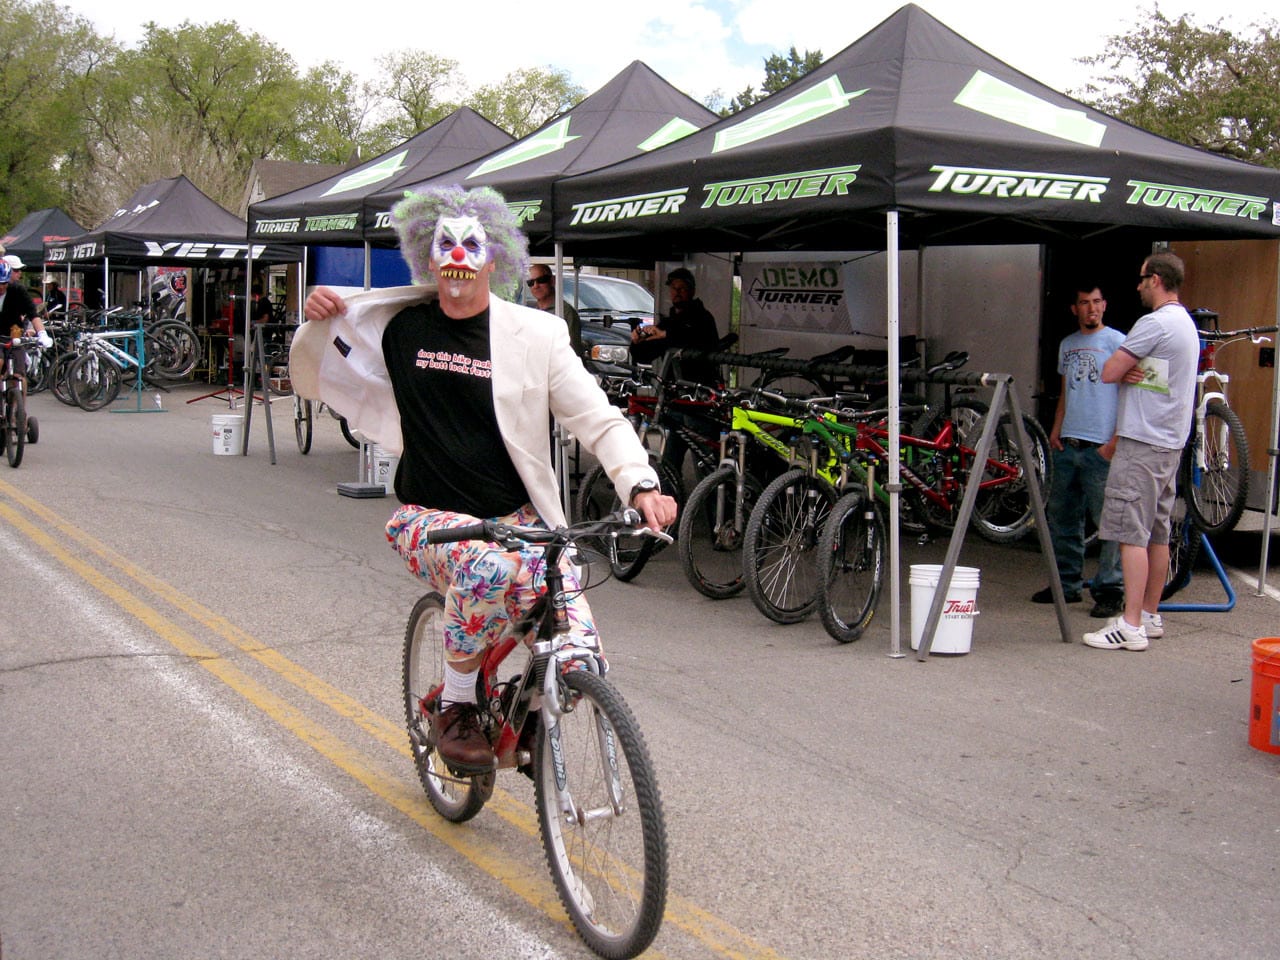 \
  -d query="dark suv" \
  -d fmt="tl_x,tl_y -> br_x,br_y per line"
525,273 -> 654,359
